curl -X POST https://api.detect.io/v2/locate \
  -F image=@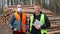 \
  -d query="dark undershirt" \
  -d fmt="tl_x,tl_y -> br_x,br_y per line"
31,14 -> 41,34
